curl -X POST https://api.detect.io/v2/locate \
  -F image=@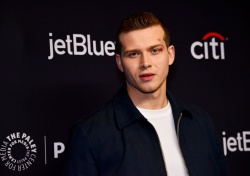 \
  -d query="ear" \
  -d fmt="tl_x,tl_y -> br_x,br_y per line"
168,45 -> 175,65
115,54 -> 124,72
